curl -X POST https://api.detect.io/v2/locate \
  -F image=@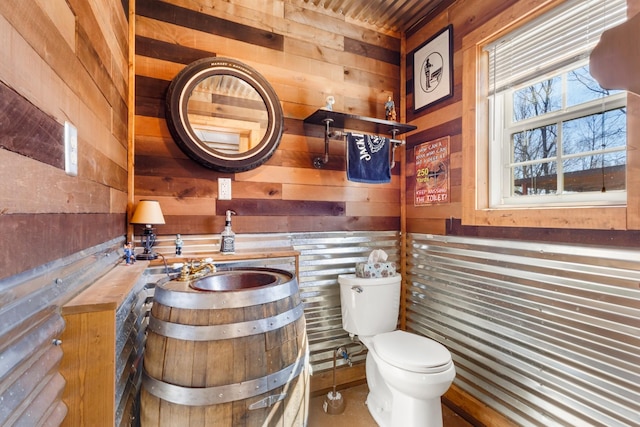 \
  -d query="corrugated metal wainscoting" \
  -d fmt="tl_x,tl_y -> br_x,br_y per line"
153,230 -> 400,374
405,233 -> 640,427
115,274 -> 154,426
294,231 -> 400,373
0,238 -> 123,426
